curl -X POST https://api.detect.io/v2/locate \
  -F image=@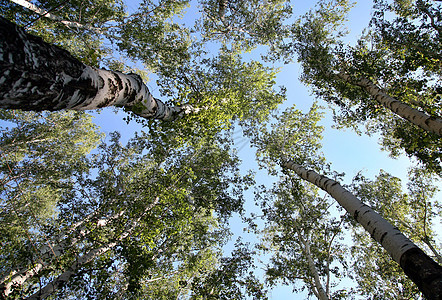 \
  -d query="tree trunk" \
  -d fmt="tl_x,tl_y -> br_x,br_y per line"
335,72 -> 442,136
282,159 -> 442,300
297,230 -> 329,300
0,210 -> 125,297
0,17 -> 198,121
25,239 -> 123,300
